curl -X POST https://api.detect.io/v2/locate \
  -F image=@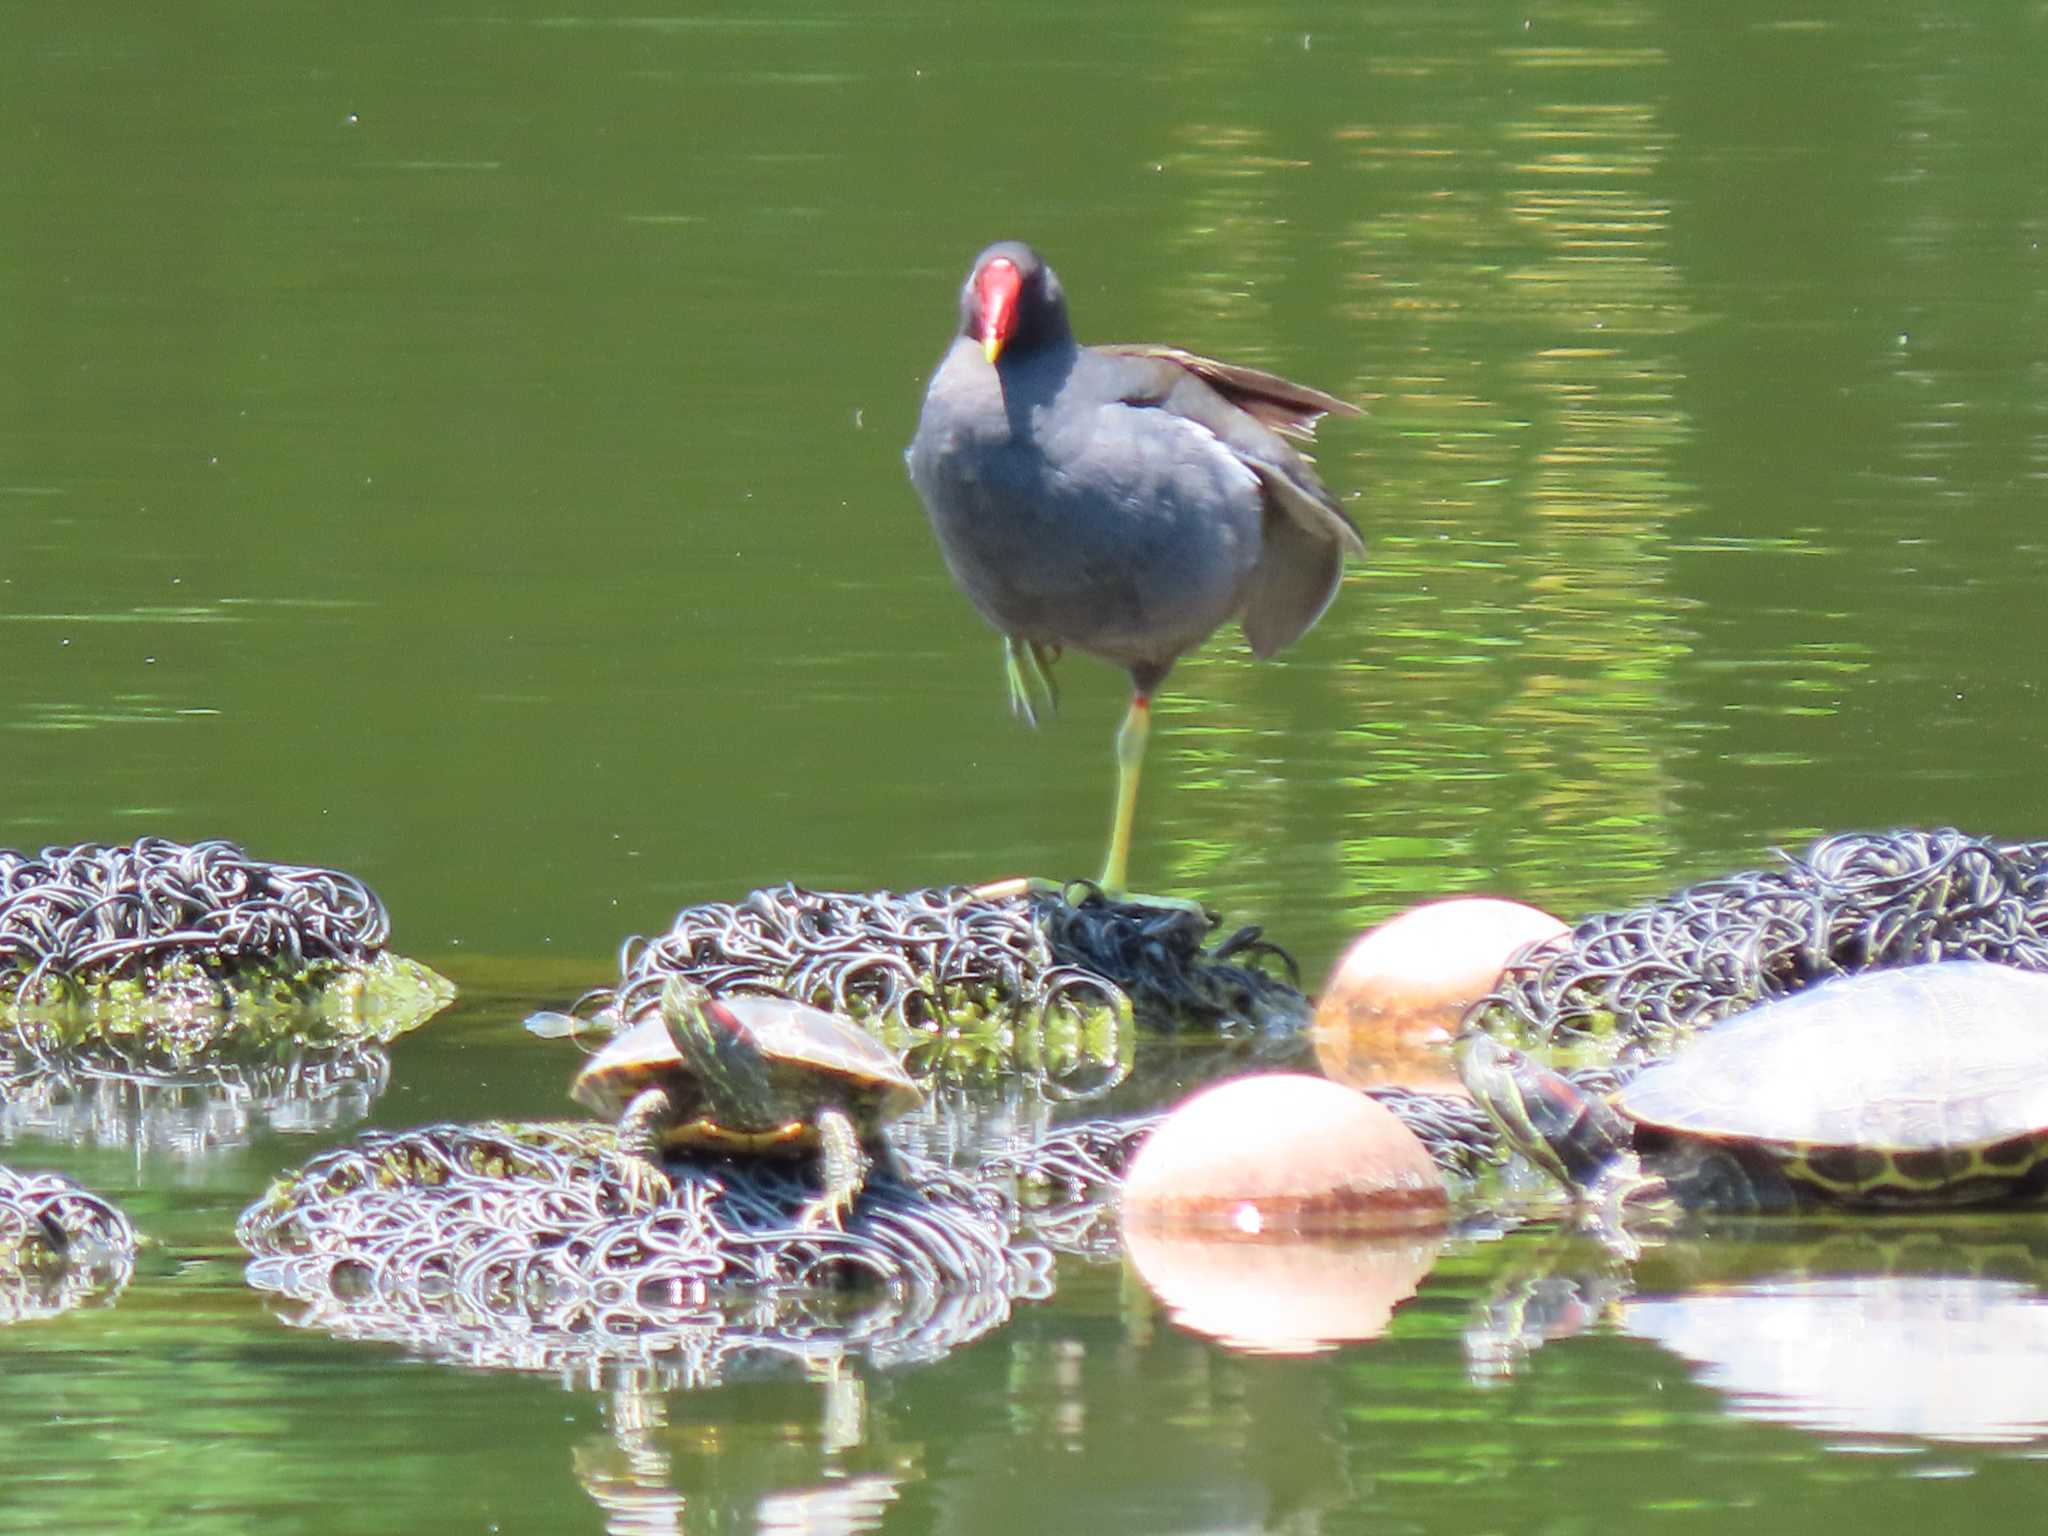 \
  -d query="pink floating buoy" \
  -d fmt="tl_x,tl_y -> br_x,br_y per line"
1313,896 -> 1567,1090
1121,1073 -> 1447,1237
